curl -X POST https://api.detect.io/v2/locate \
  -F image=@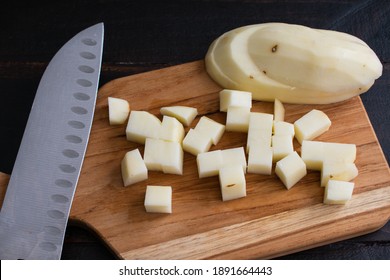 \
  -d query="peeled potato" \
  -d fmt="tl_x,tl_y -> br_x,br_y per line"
205,23 -> 382,104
